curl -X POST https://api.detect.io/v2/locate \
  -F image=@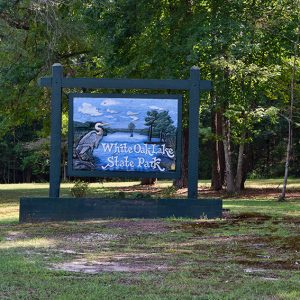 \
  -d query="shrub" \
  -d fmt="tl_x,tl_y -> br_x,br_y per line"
71,180 -> 90,197
160,186 -> 178,198
131,192 -> 152,199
